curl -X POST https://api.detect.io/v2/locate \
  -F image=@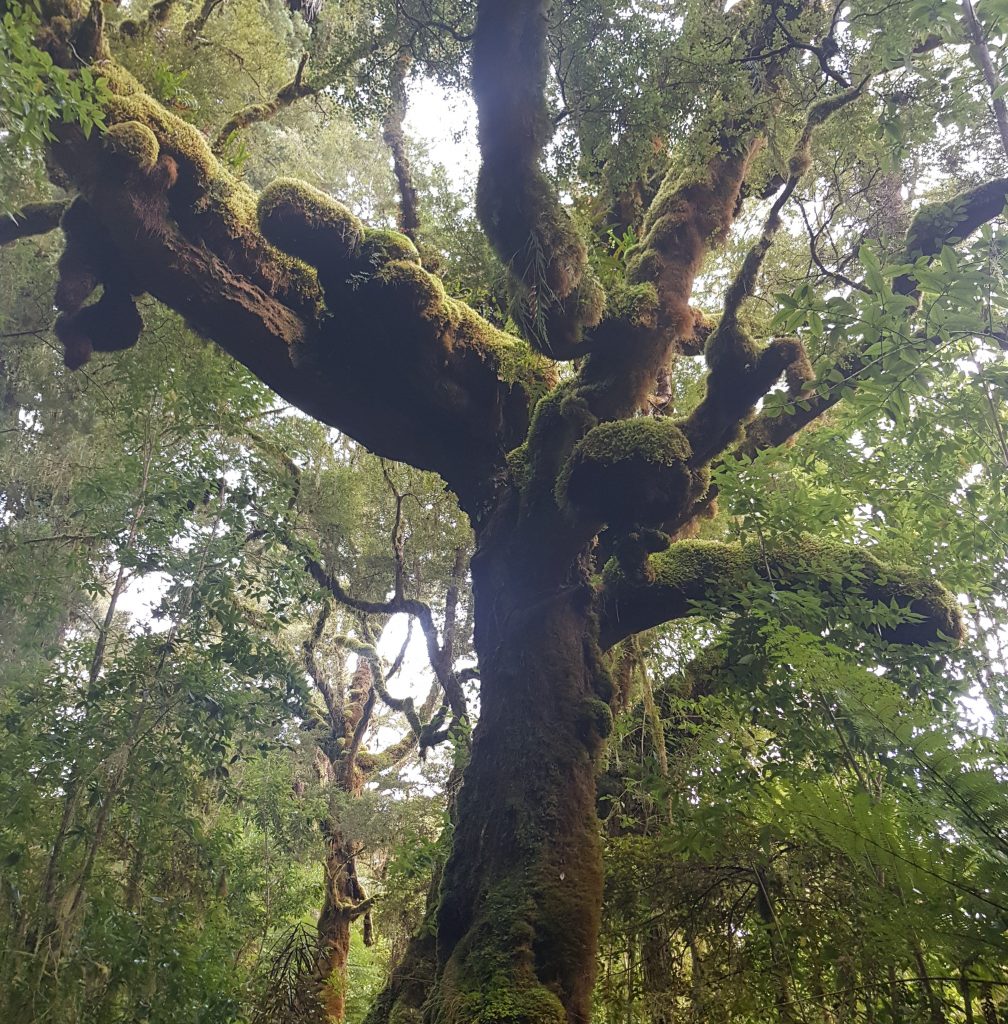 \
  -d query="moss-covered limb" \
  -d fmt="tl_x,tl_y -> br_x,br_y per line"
598,537 -> 964,650
722,82 -> 868,327
472,0 -> 602,358
680,332 -> 808,467
0,200 -> 69,247
382,50 -> 421,240
669,85 -> 863,465
718,178 -> 1008,464
577,143 -> 760,421
901,178 -> 1008,265
212,52 -> 313,153
40,32 -> 537,503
